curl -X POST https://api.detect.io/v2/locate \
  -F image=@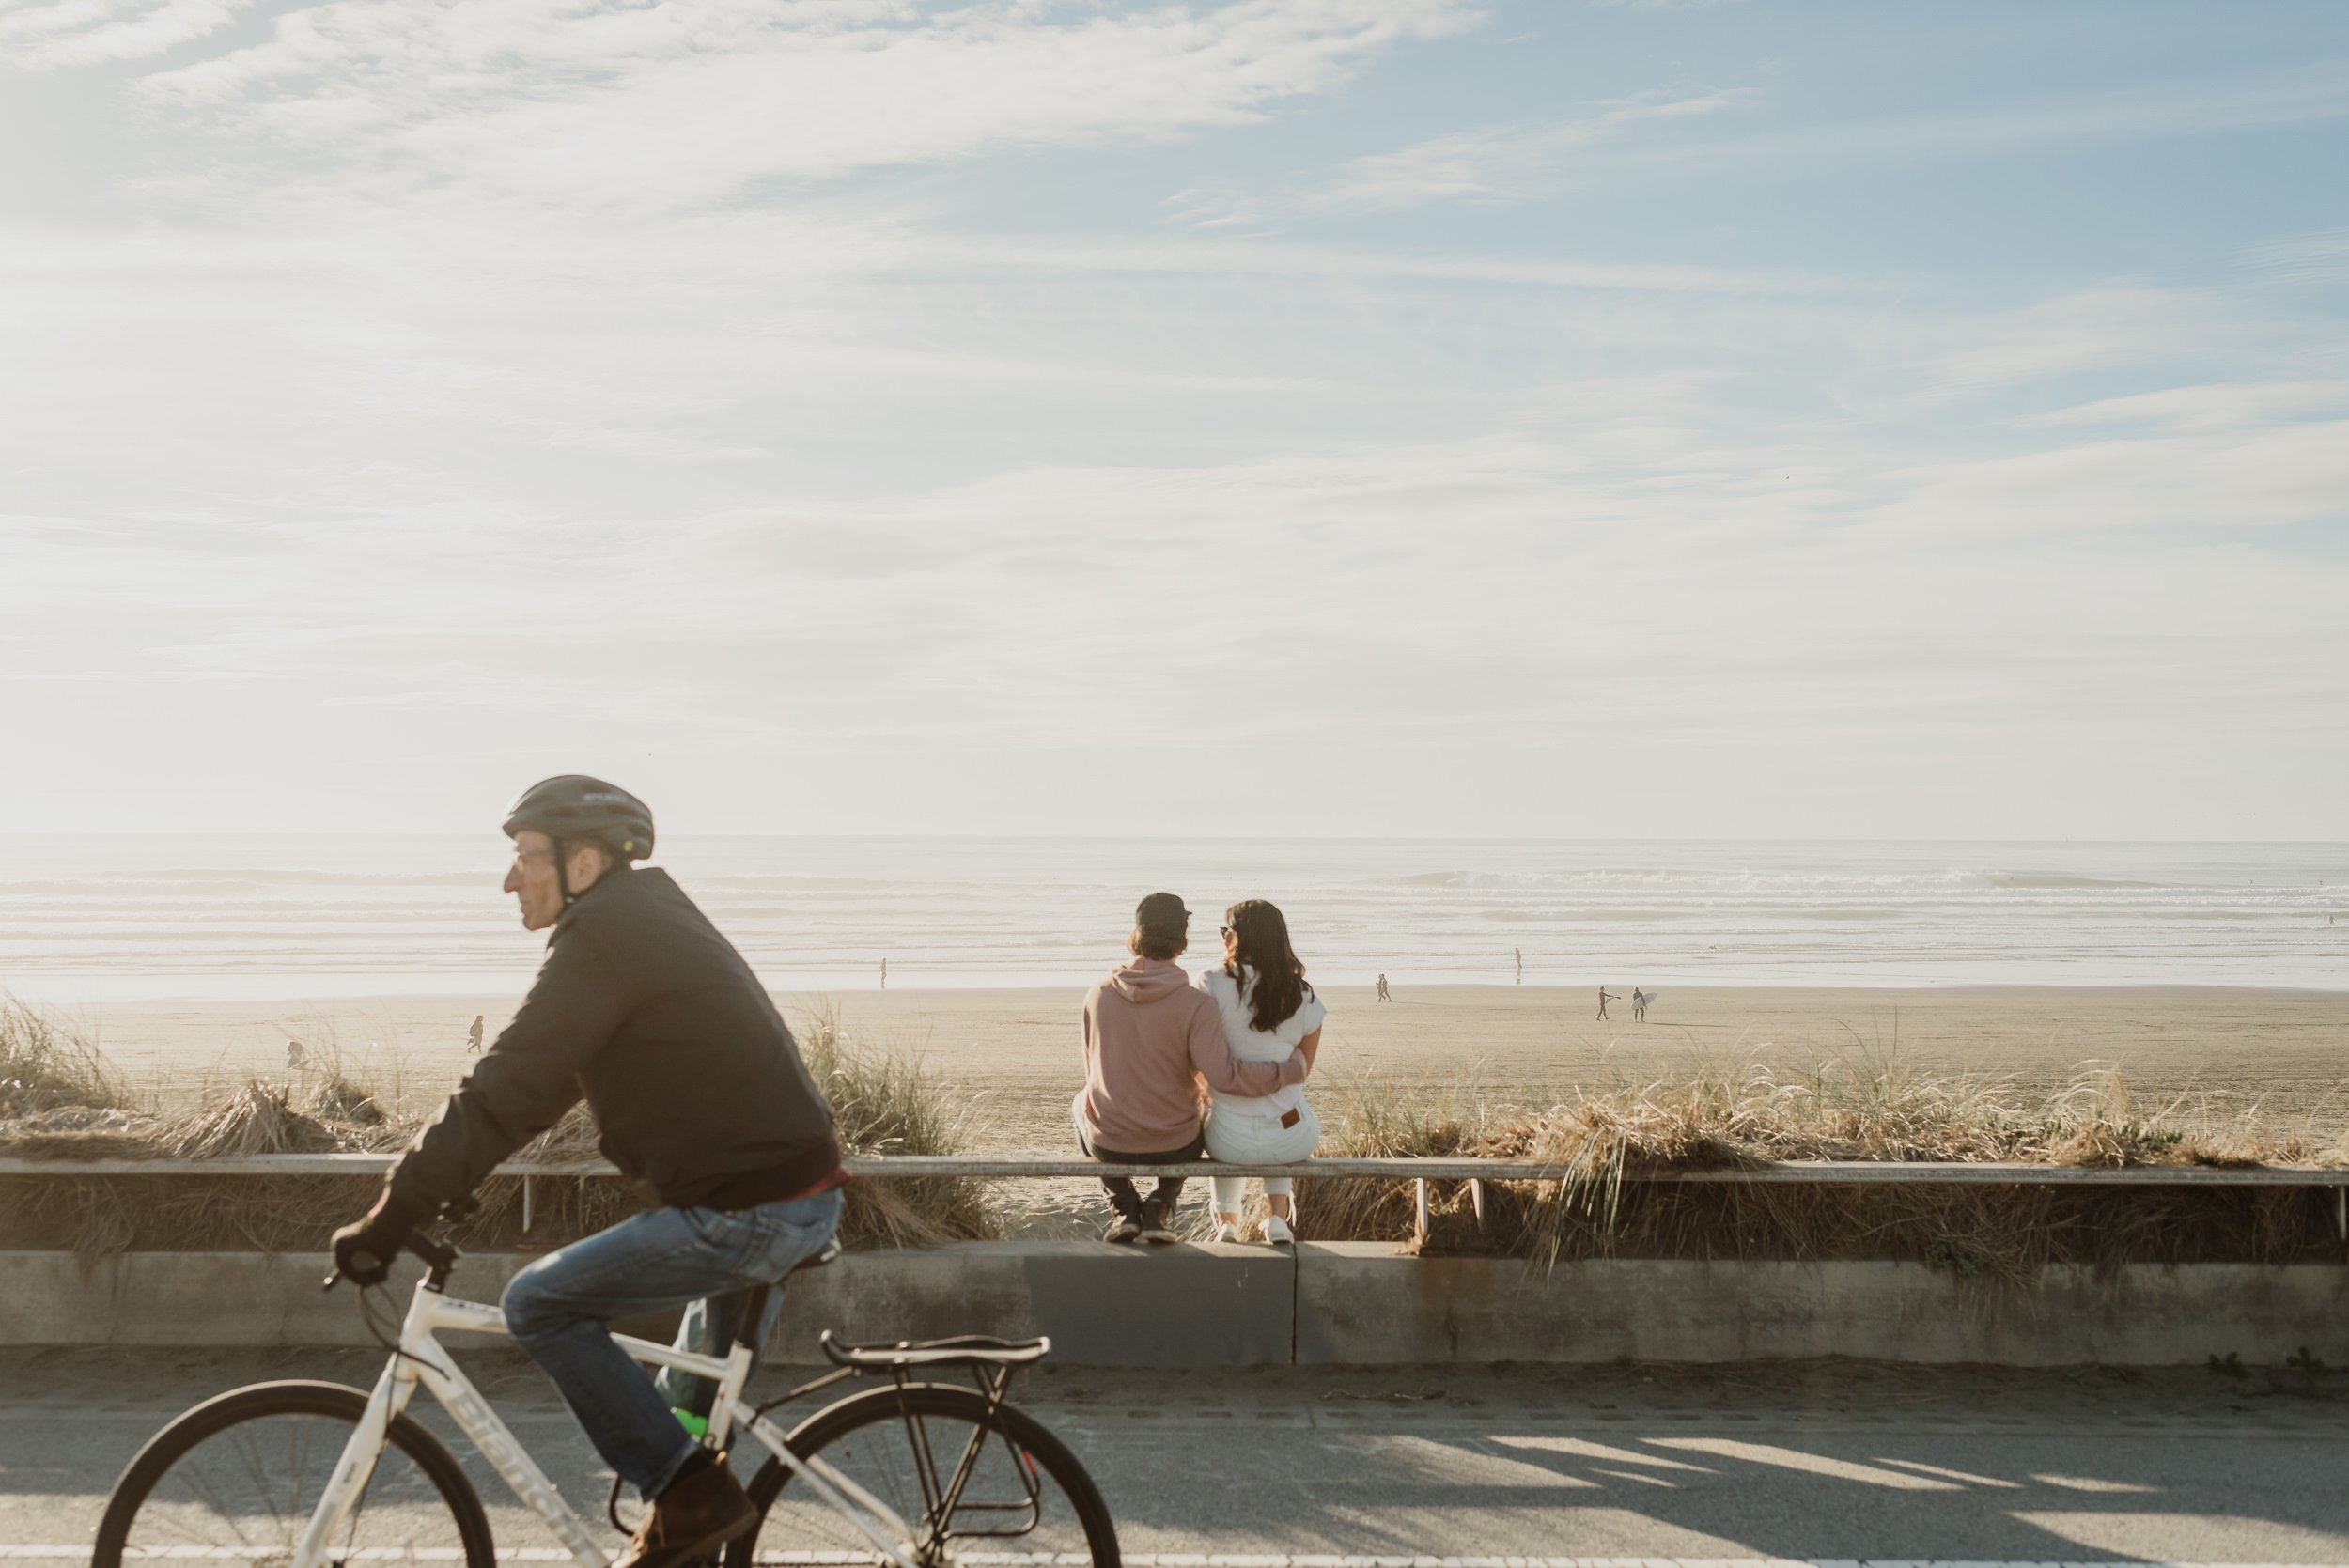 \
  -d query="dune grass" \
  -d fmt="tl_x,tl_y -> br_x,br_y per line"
0,996 -> 994,1255
0,995 -> 132,1121
1,993 -> 2340,1275
1300,1054 -> 2341,1281
797,1001 -> 994,1247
